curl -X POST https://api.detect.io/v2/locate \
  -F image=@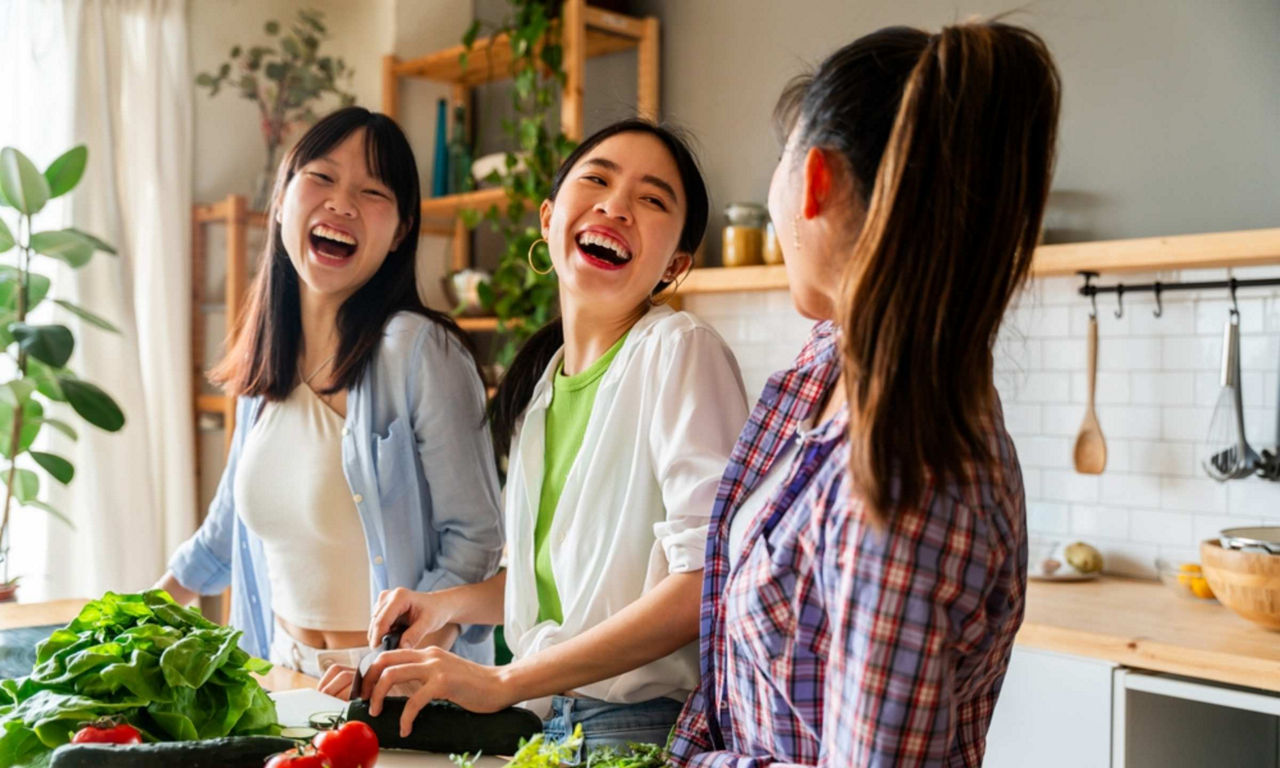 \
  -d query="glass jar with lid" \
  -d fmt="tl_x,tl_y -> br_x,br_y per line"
721,203 -> 765,267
